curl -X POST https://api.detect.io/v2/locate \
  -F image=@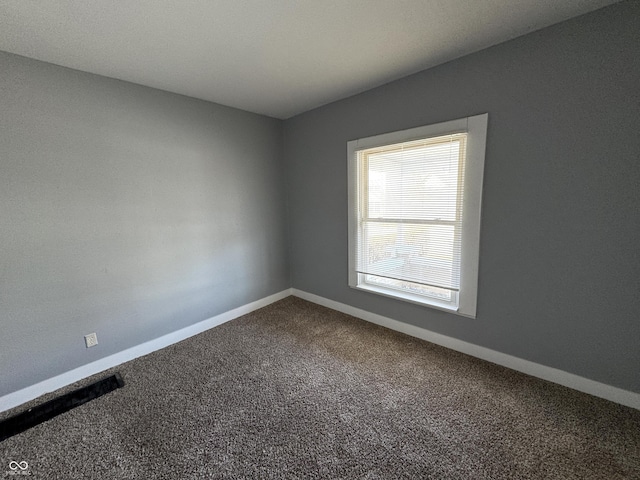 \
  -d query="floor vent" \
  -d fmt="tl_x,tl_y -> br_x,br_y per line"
0,373 -> 124,442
